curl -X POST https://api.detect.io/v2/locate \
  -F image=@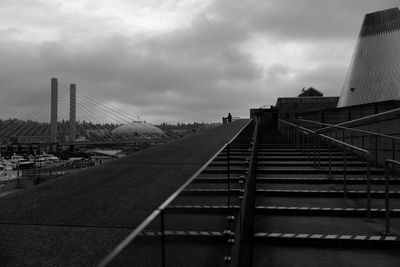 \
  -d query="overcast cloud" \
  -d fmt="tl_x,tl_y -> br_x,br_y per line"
0,0 -> 398,124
